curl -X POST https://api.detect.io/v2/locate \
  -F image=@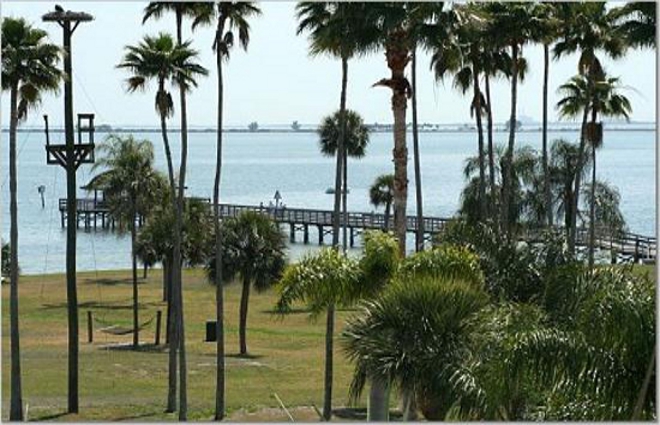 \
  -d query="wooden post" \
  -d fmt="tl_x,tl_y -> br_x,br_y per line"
303,224 -> 309,244
155,310 -> 162,346
318,225 -> 324,245
635,239 -> 640,263
289,223 -> 295,243
87,311 -> 93,343
350,227 -> 355,247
